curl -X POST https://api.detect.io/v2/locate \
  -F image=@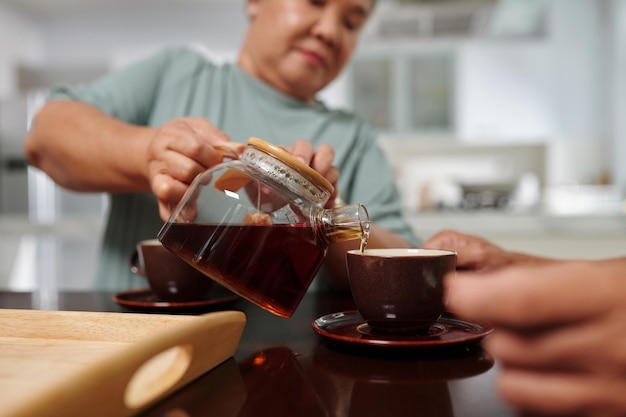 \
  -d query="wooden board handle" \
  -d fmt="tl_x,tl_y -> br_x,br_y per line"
124,340 -> 194,408
13,310 -> 246,417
